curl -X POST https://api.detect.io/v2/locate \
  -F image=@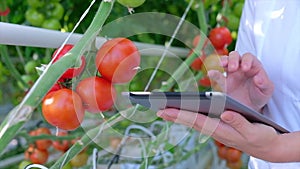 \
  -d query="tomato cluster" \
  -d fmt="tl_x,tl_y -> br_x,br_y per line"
188,27 -> 232,89
23,128 -> 88,168
42,38 -> 140,130
25,0 -> 64,30
214,140 -> 243,169
24,127 -> 52,164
